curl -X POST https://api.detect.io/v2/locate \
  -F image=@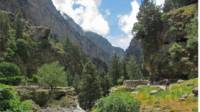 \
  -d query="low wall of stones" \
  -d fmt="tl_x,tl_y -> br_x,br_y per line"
123,80 -> 149,88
